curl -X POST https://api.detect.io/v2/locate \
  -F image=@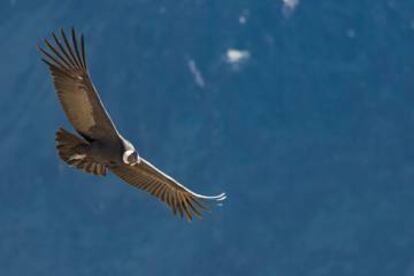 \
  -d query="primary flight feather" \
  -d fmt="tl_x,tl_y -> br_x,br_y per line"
38,28 -> 226,221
